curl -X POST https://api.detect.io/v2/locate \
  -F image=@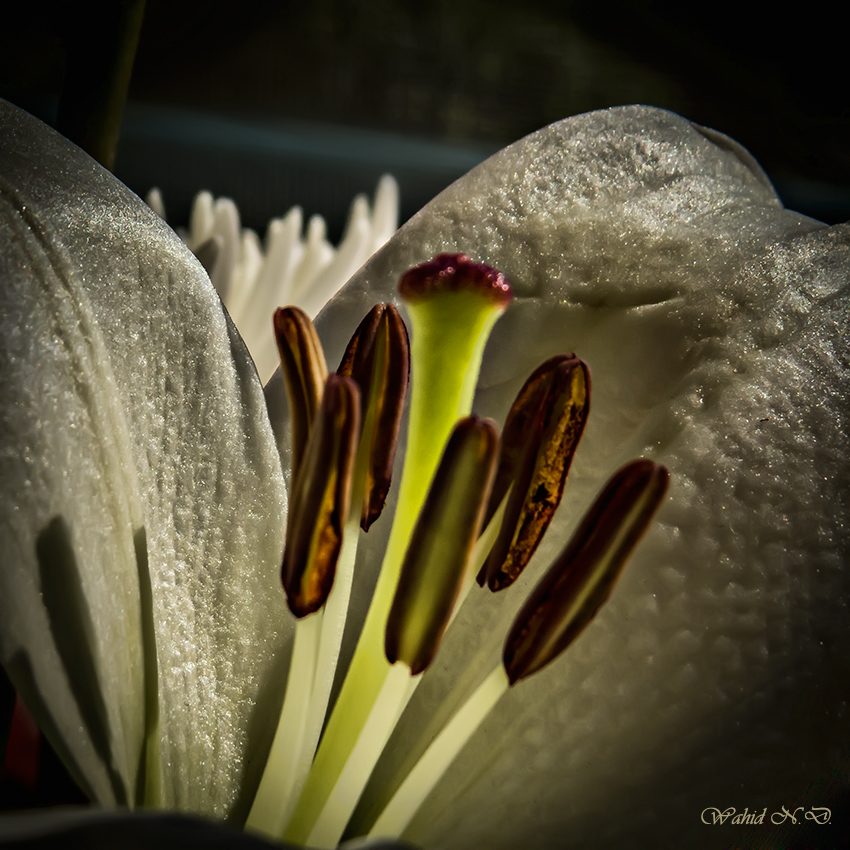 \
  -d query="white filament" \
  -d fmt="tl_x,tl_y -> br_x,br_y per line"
370,664 -> 510,840
244,612 -> 322,838
307,662 -> 412,849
